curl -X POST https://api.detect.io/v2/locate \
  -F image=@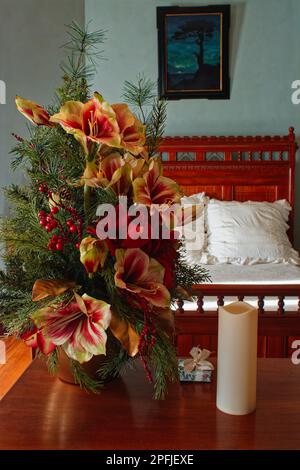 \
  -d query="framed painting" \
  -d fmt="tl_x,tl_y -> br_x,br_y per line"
157,5 -> 230,100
